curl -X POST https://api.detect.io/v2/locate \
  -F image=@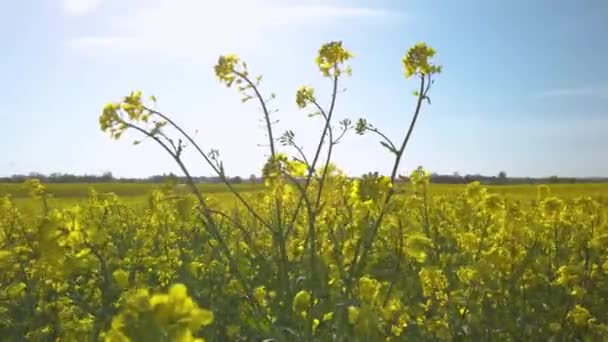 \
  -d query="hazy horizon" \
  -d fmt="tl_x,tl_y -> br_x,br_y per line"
3,169 -> 608,181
